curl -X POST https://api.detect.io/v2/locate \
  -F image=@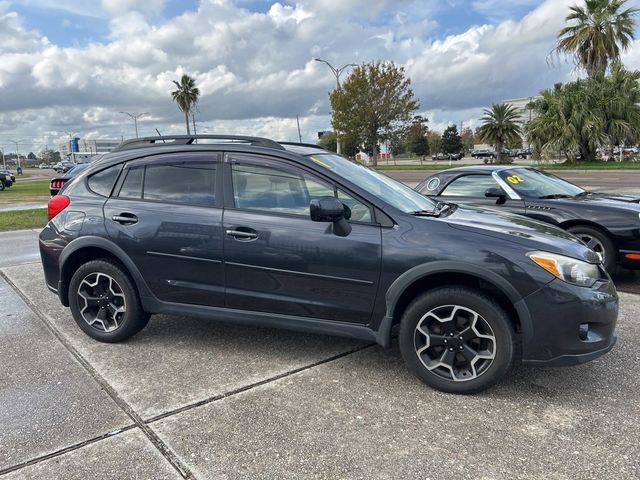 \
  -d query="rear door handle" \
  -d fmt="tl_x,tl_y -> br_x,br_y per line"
112,213 -> 138,225
226,229 -> 258,240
